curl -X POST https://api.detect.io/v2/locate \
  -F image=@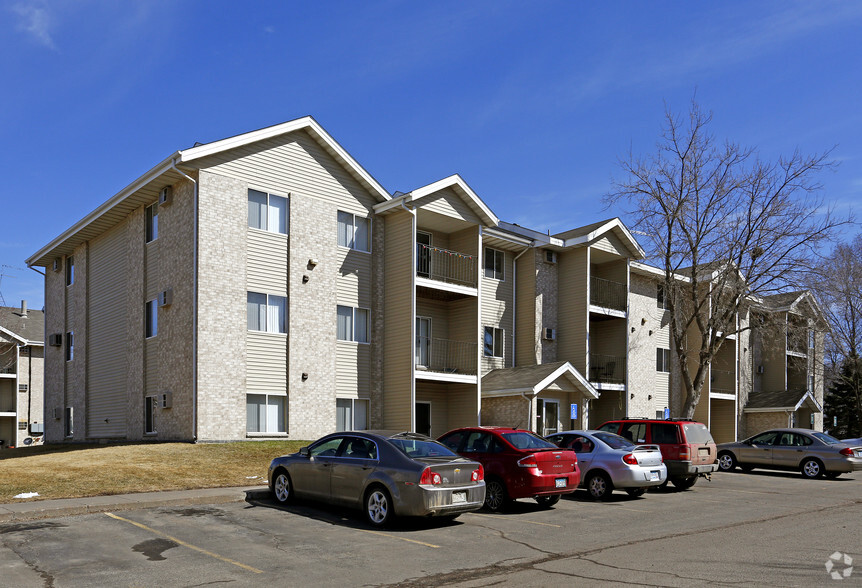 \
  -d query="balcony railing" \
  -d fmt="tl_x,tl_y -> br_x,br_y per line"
589,354 -> 625,384
415,337 -> 477,375
417,244 -> 477,288
0,367 -> 15,375
590,276 -> 627,312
